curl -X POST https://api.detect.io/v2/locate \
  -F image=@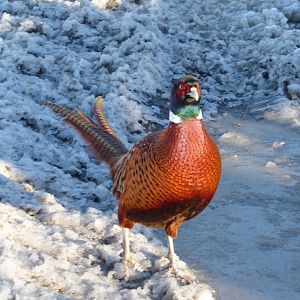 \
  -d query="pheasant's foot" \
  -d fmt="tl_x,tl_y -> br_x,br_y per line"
163,235 -> 198,283
123,256 -> 144,280
124,255 -> 135,268
167,235 -> 178,269
167,251 -> 178,270
123,256 -> 133,281
164,265 -> 198,284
